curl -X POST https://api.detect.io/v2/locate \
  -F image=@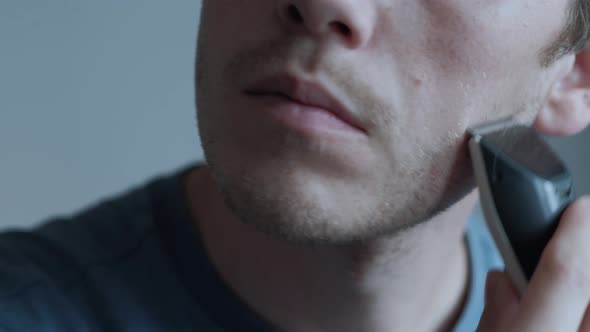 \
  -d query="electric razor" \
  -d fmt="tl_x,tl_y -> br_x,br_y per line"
468,118 -> 575,293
